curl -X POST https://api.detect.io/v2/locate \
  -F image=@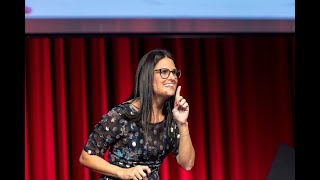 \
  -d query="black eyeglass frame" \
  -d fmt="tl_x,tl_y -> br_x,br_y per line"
154,68 -> 182,79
